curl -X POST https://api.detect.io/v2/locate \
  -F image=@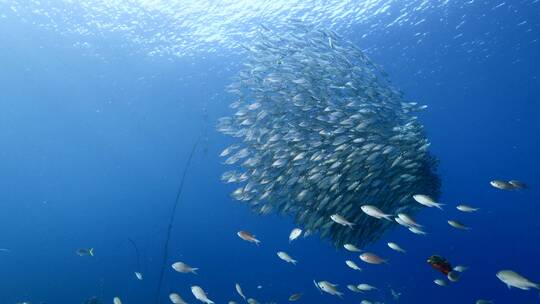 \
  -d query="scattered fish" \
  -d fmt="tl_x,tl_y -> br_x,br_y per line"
345,260 -> 362,271
397,213 -> 423,227
409,227 -> 427,235
172,261 -> 198,274
447,271 -> 460,282
496,270 -> 540,290
169,293 -> 188,304
357,283 -> 377,291
454,265 -> 468,272
347,284 -> 362,293
428,255 -> 453,276
235,283 -> 246,301
448,220 -> 470,230
330,214 -> 355,228
76,248 -> 94,257
113,297 -> 121,304
315,280 -> 343,298
387,242 -> 406,253
360,205 -> 392,221
395,217 -> 411,227
413,194 -> 444,210
456,204 -> 479,212
289,228 -> 302,242
191,286 -> 215,304
491,179 -> 528,190
237,231 -> 261,245
344,244 -> 362,252
434,279 -> 447,286
288,293 -> 302,301
360,252 -> 387,265
277,251 -> 298,264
